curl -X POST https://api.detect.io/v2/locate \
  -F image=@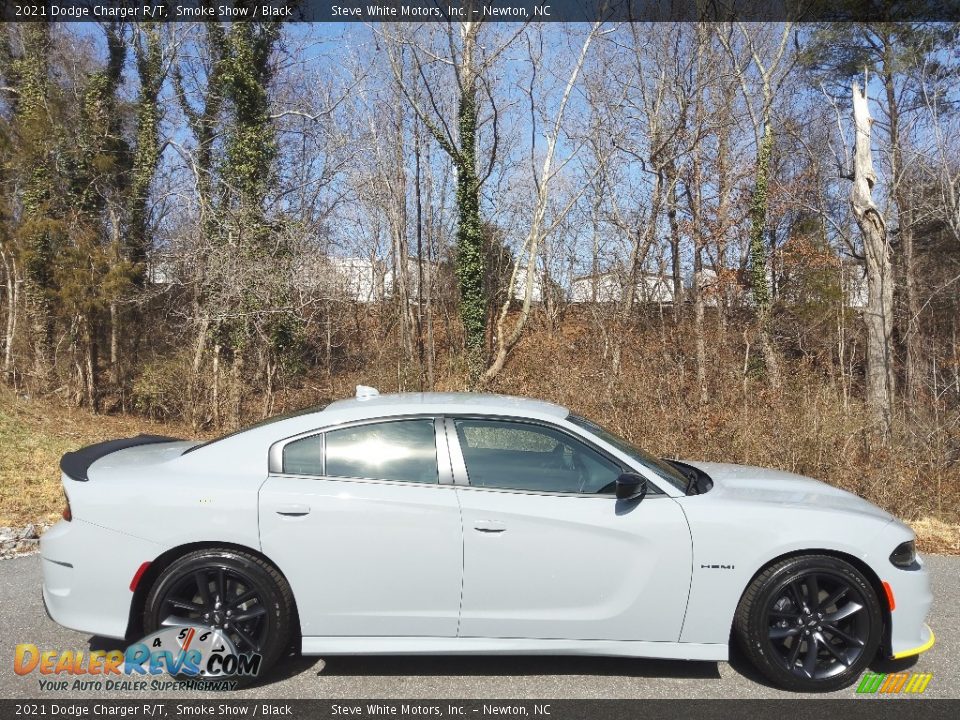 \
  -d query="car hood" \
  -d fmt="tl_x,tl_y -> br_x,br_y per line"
680,461 -> 894,522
